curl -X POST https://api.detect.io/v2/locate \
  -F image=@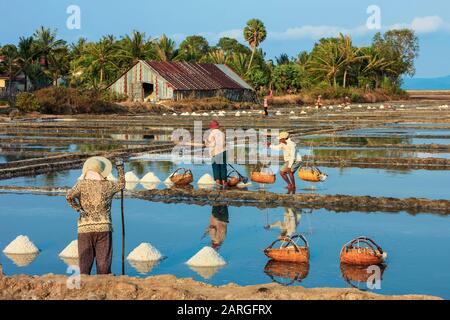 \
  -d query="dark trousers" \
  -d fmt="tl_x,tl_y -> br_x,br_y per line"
78,231 -> 113,275
212,151 -> 227,181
